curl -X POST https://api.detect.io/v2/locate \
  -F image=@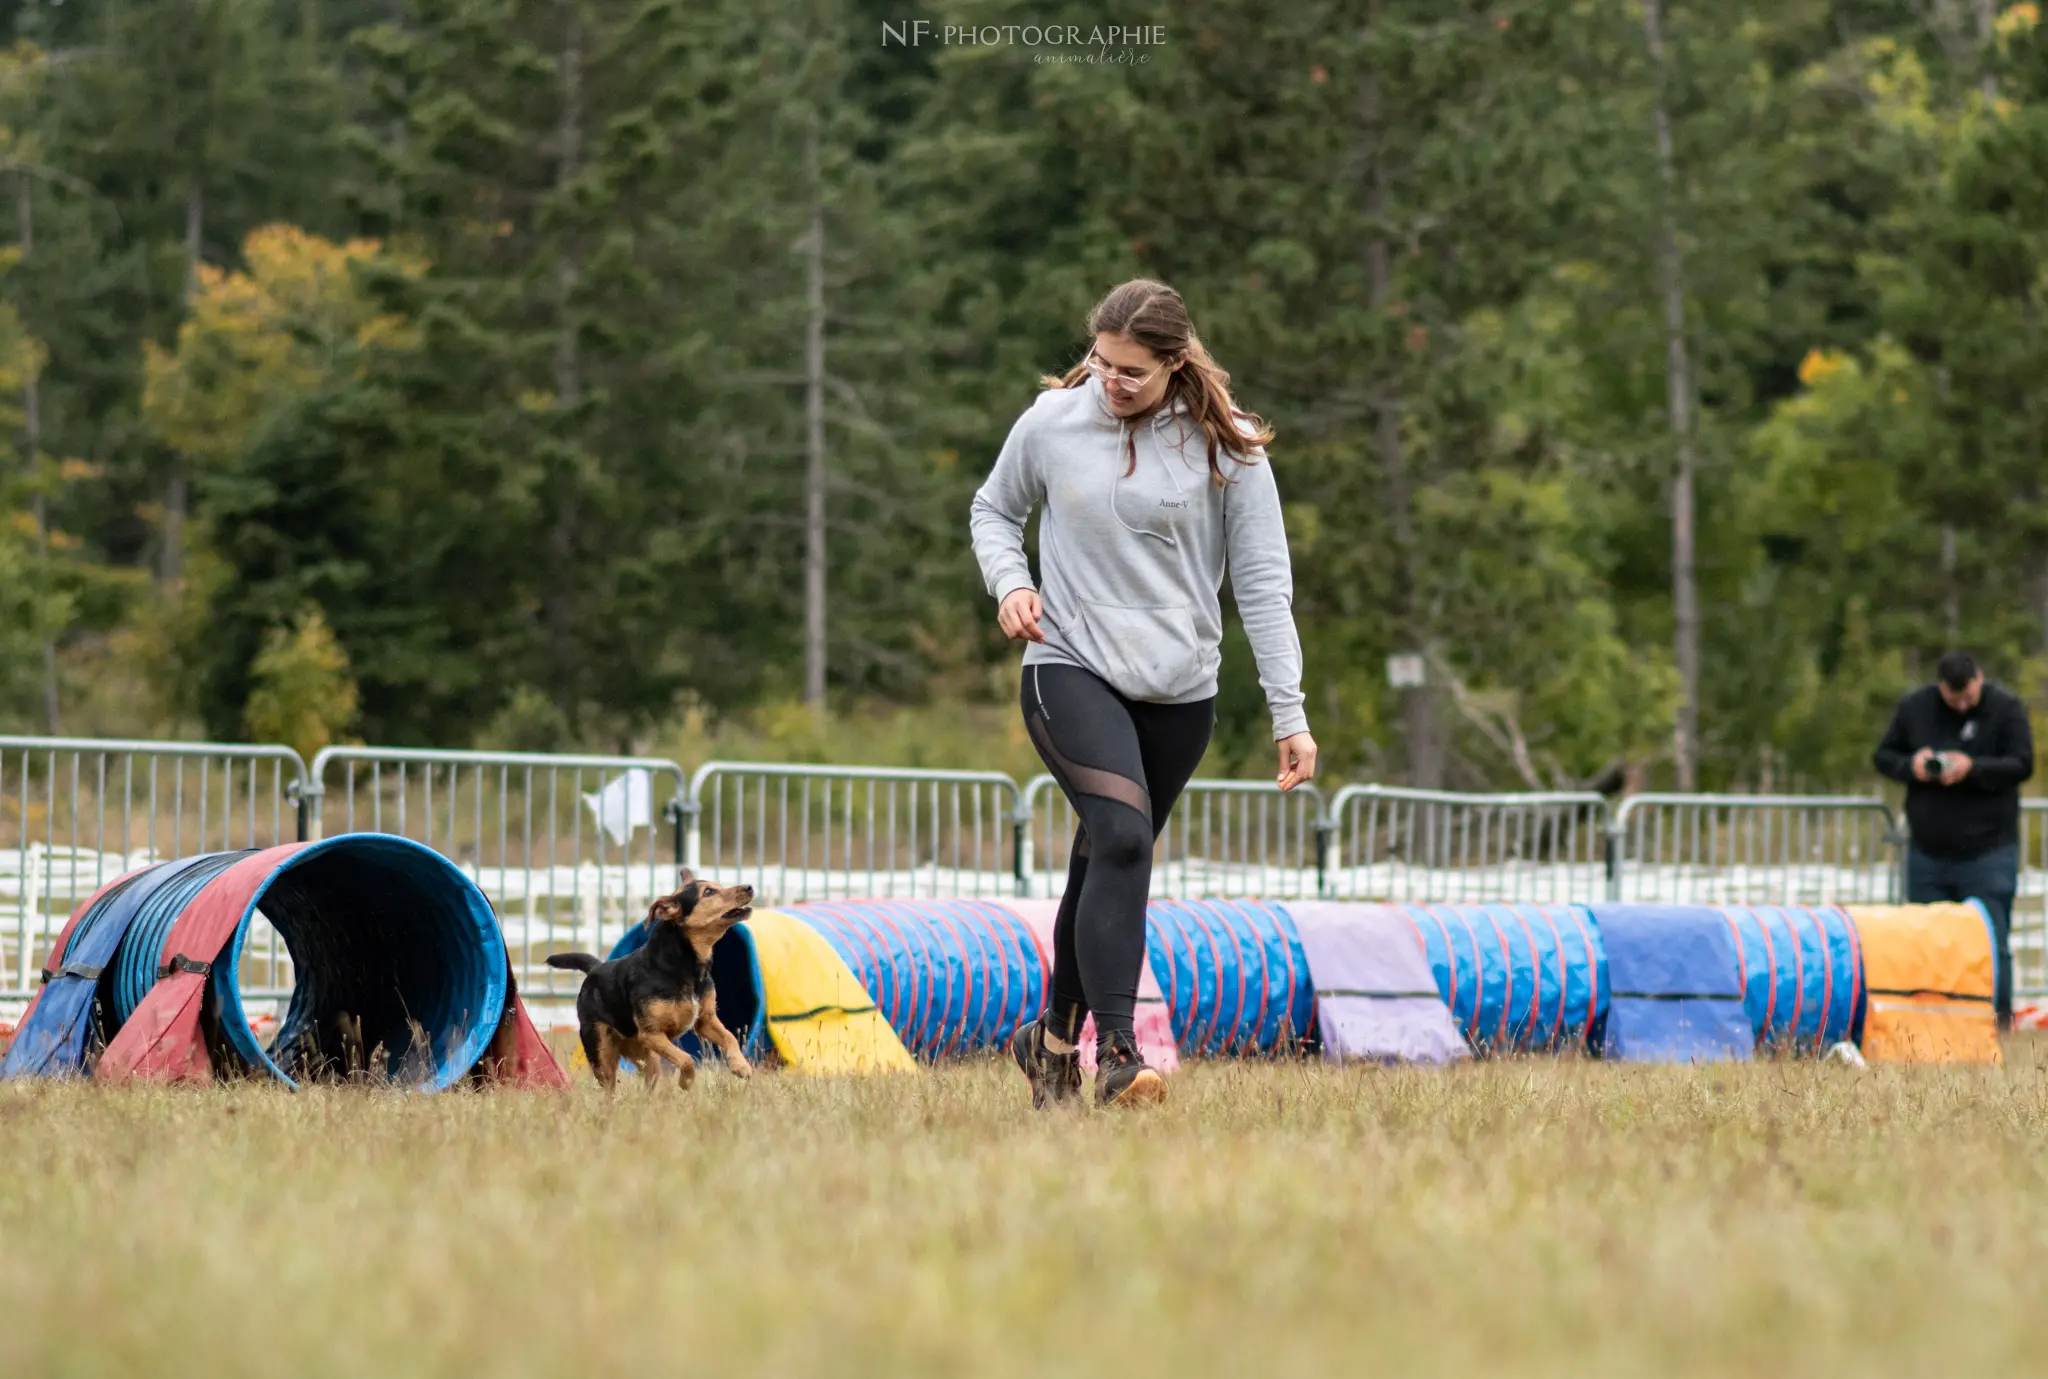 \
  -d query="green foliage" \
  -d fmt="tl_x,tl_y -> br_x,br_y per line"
242,603 -> 361,765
